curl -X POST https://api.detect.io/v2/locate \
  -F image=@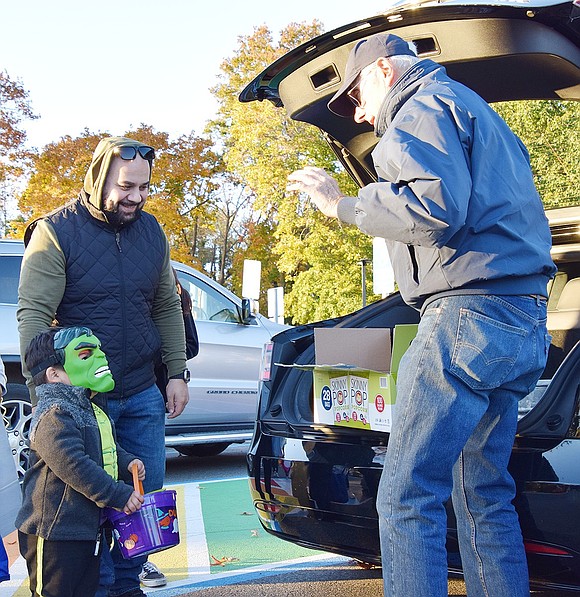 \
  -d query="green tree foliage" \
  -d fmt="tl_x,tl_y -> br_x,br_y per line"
213,21 -> 579,324
494,100 -> 580,208
210,23 -> 376,324
230,218 -> 280,298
